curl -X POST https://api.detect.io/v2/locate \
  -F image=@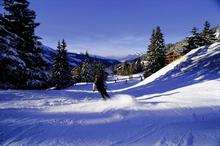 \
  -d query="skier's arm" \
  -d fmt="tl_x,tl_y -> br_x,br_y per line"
93,83 -> 97,92
104,81 -> 107,89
